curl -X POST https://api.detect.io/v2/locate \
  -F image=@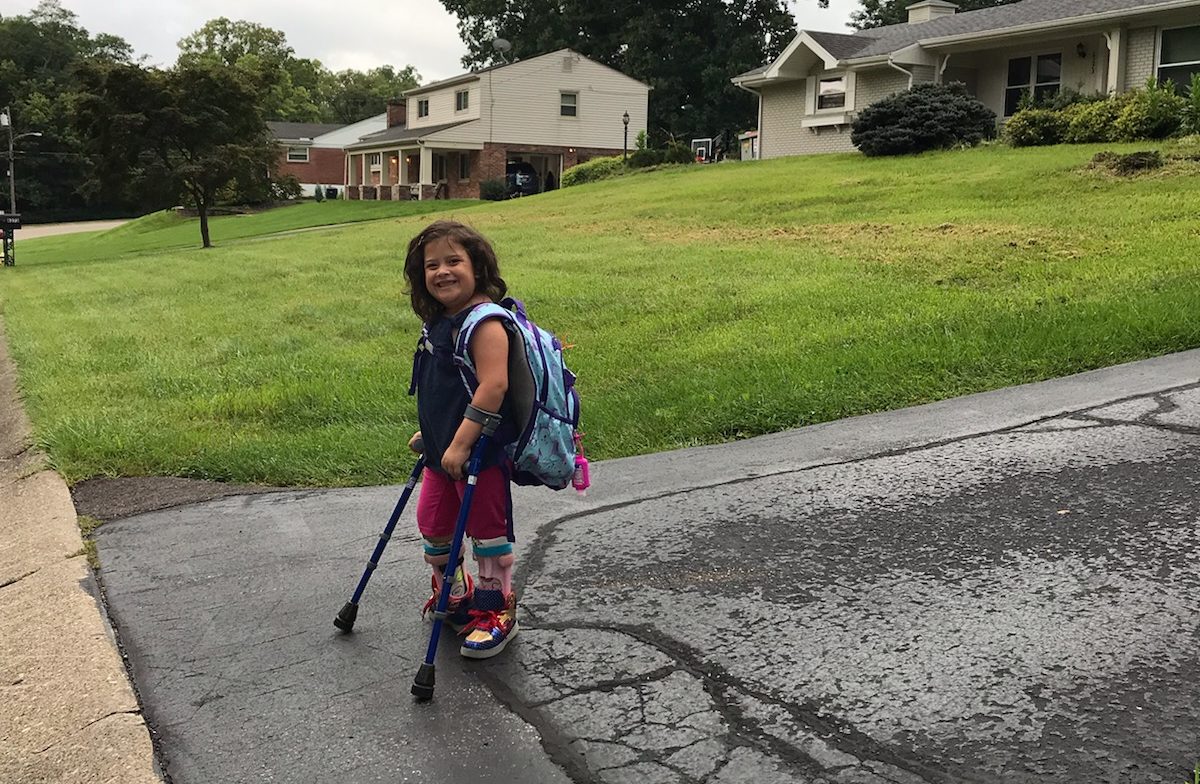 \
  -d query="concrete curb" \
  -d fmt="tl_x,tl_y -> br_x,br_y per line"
0,318 -> 159,784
